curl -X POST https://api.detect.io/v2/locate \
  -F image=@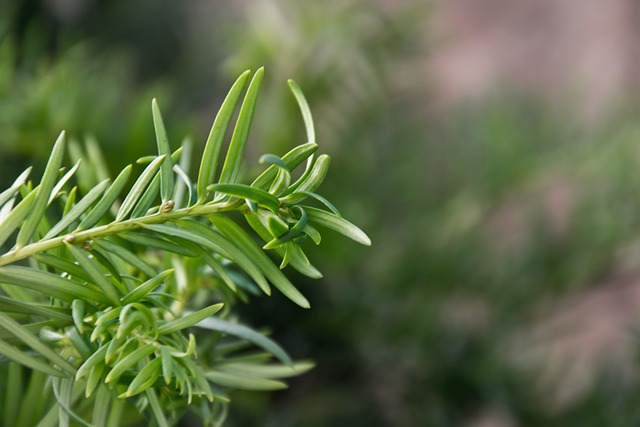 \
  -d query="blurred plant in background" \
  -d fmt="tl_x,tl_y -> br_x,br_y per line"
3,0 -> 640,426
